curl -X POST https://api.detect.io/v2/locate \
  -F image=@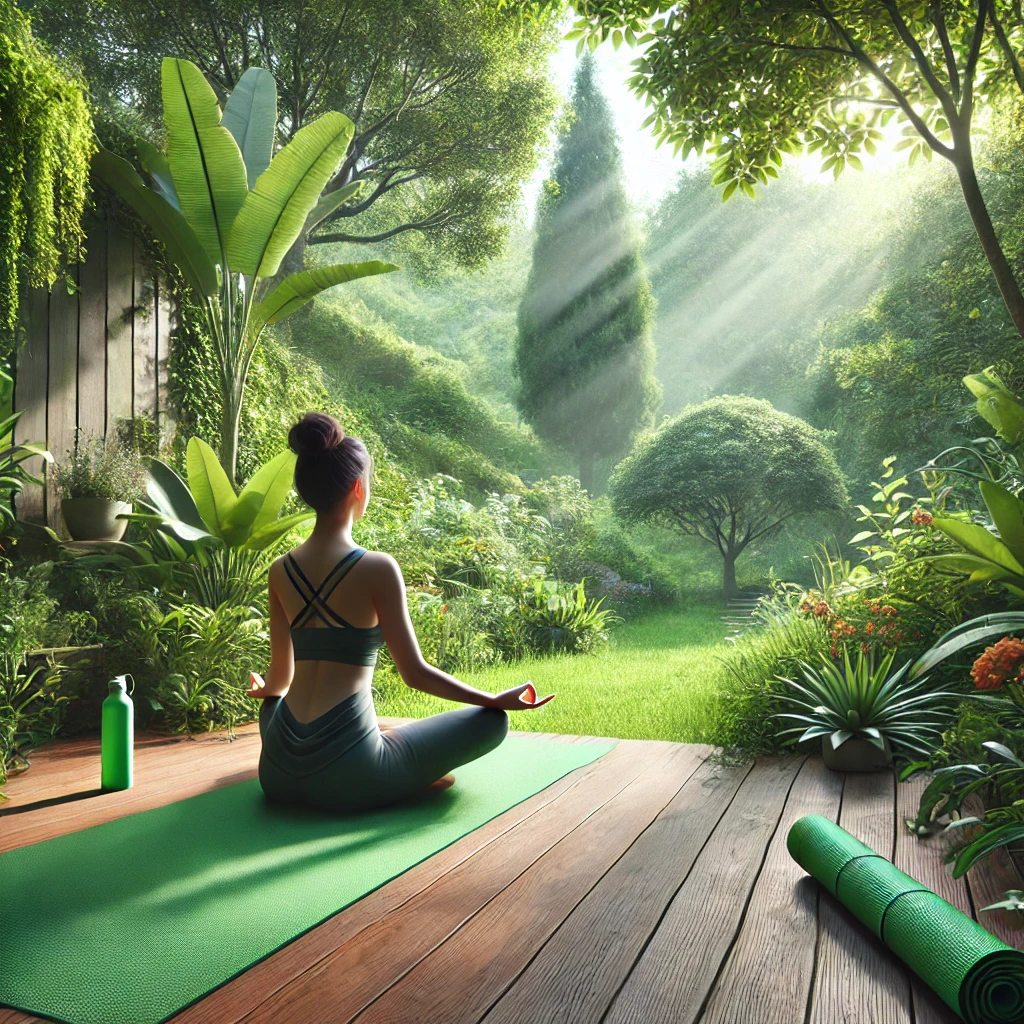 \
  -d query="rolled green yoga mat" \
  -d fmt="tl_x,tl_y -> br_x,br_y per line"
0,734 -> 615,1024
788,814 -> 1024,1024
